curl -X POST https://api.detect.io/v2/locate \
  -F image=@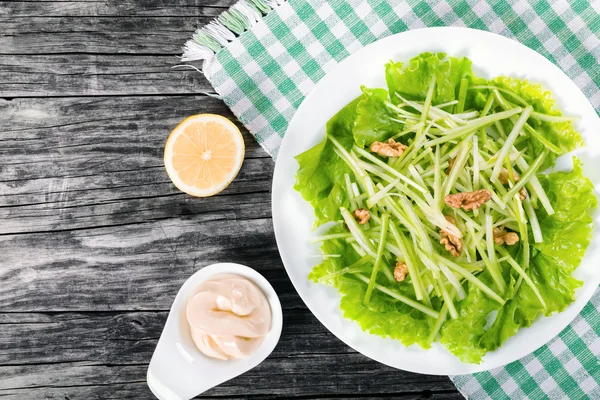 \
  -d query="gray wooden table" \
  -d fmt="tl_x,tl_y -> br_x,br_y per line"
0,1 -> 462,398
